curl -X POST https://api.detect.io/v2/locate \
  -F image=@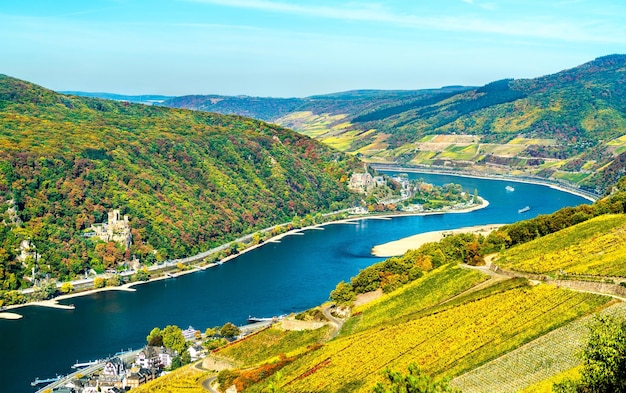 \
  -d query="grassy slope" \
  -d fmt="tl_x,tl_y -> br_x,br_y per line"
451,301 -> 626,393
128,364 -> 209,393
215,325 -> 330,367
222,260 -> 609,393
496,214 -> 626,276
344,264 -> 488,334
